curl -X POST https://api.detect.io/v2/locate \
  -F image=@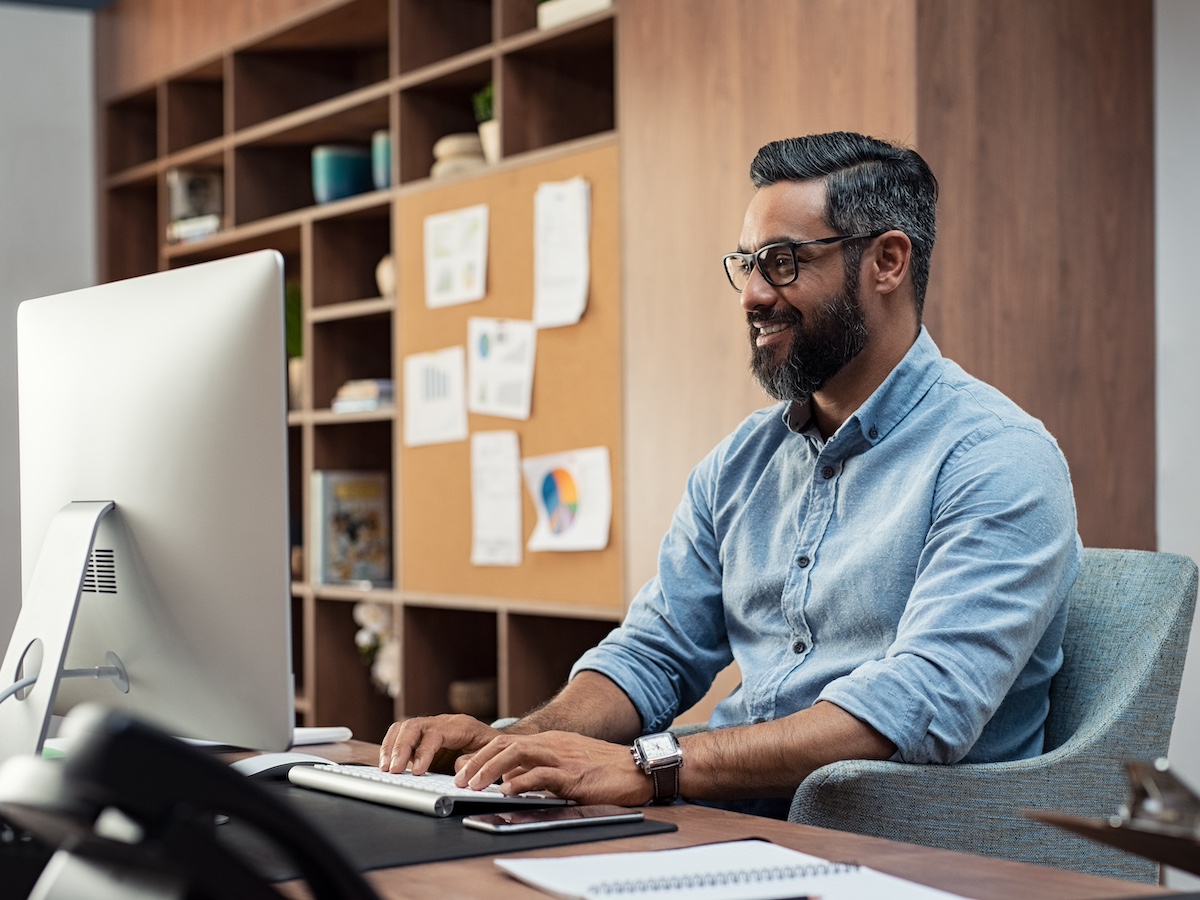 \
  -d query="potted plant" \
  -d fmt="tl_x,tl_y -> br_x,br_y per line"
473,82 -> 499,165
